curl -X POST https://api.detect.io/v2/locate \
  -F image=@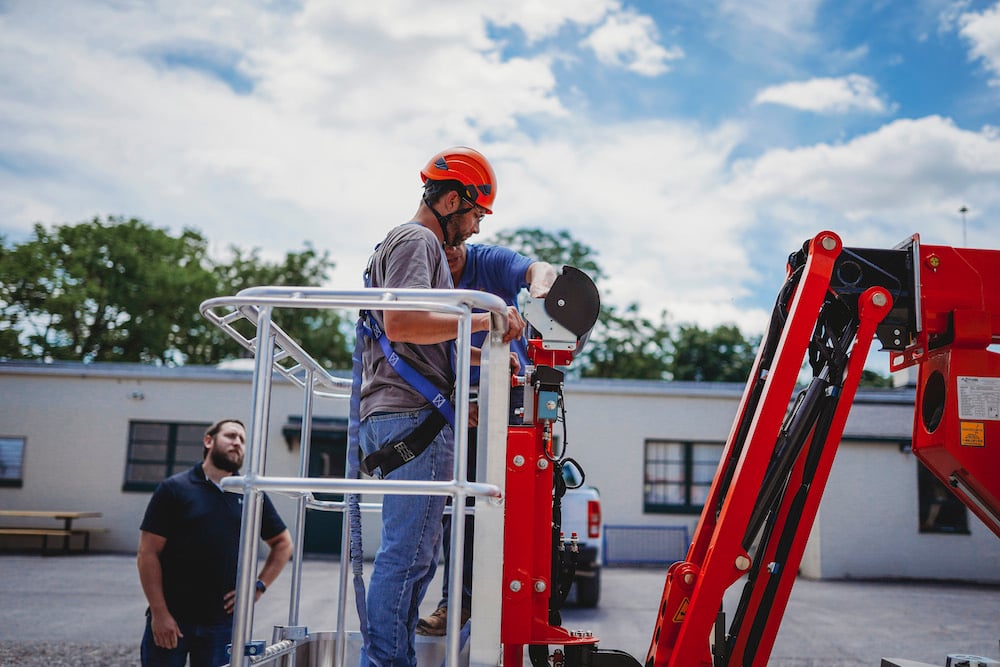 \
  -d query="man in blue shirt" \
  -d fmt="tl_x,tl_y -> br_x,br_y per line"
448,242 -> 556,397
137,419 -> 293,667
417,241 -> 556,636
